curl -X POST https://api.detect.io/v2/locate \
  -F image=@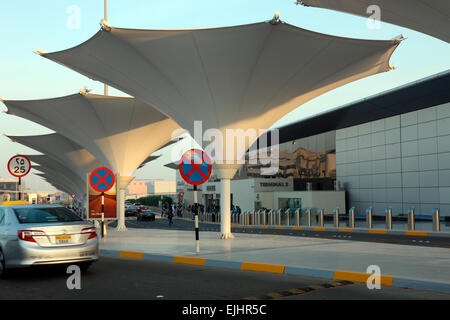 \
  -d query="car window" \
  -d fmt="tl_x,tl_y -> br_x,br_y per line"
13,207 -> 83,224
0,208 -> 5,225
